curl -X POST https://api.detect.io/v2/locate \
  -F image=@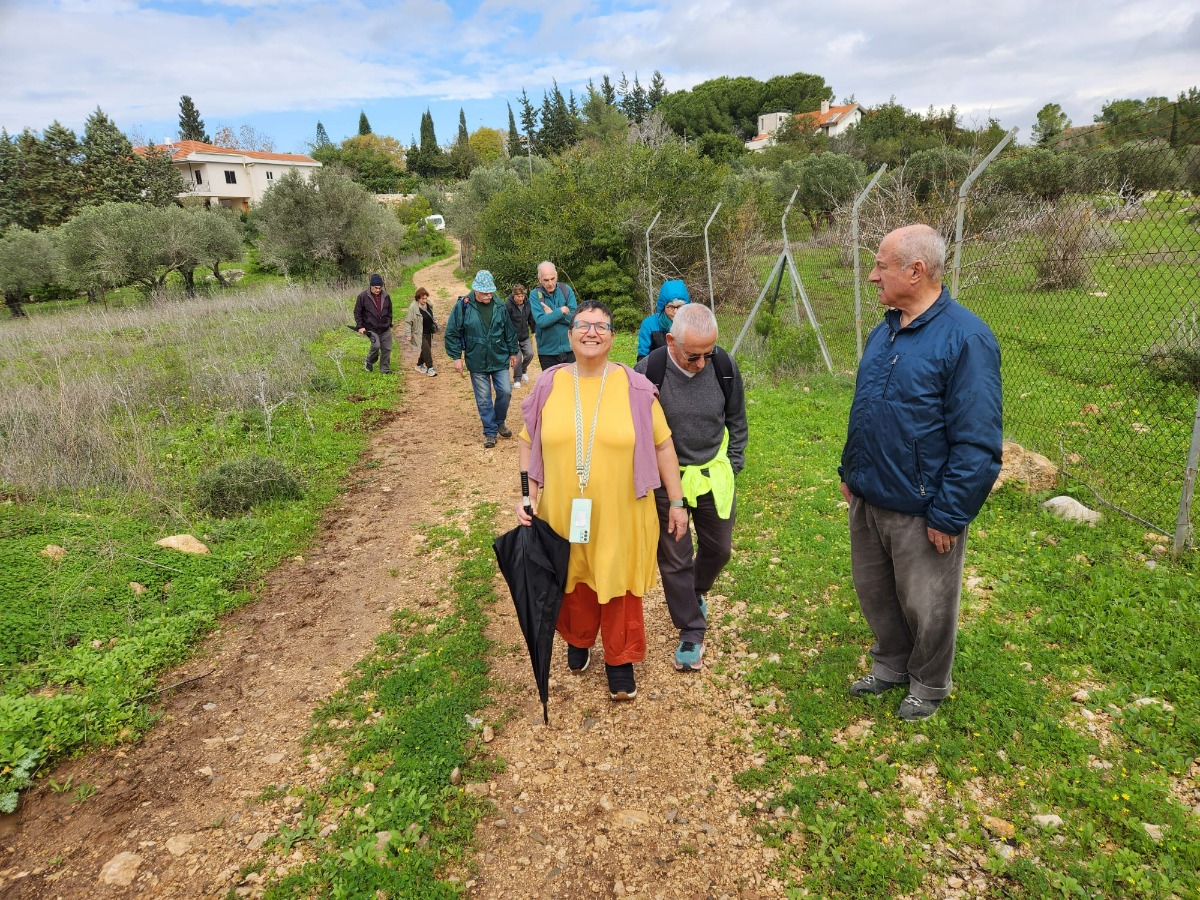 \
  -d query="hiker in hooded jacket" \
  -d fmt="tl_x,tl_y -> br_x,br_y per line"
444,270 -> 518,448
354,273 -> 393,374
505,283 -> 535,388
636,279 -> 689,361
634,302 -> 747,673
